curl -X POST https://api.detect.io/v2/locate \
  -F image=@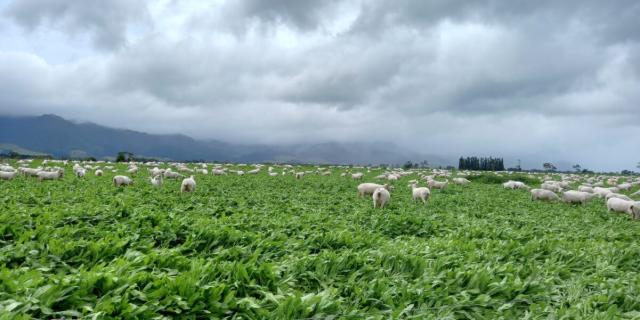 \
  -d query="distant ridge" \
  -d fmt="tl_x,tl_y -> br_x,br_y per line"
0,114 -> 450,165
